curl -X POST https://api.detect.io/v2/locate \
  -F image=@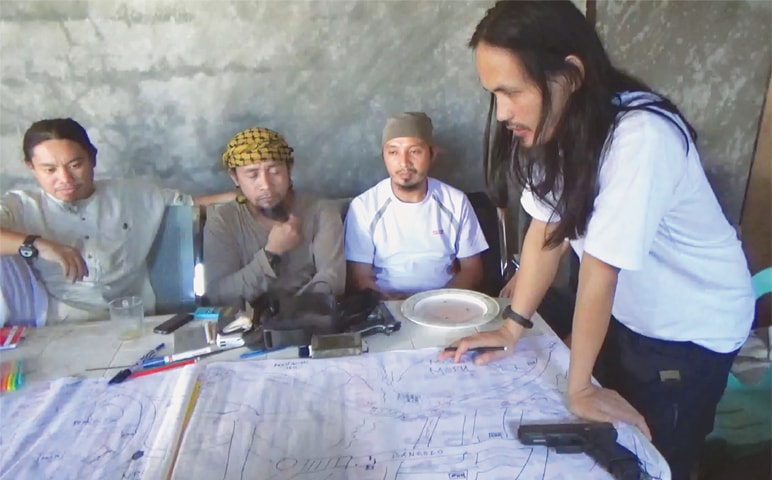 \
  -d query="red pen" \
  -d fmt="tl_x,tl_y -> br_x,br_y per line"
130,358 -> 197,379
